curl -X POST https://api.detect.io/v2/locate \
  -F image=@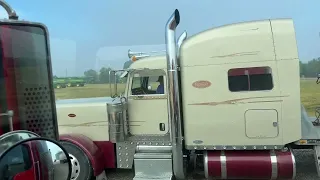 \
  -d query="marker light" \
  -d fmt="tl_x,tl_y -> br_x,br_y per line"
131,56 -> 137,62
299,140 -> 307,144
